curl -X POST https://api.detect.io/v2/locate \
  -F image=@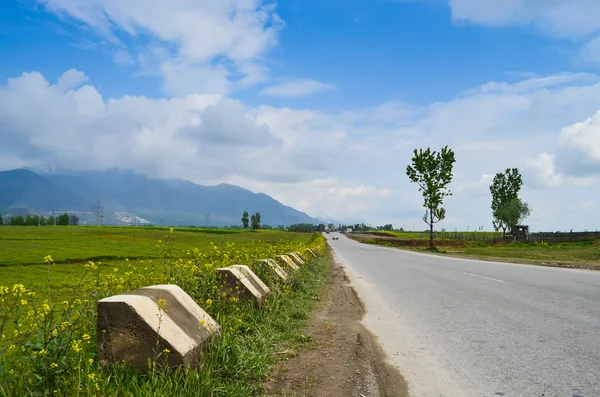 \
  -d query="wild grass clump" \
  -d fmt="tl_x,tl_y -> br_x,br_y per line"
0,230 -> 328,396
